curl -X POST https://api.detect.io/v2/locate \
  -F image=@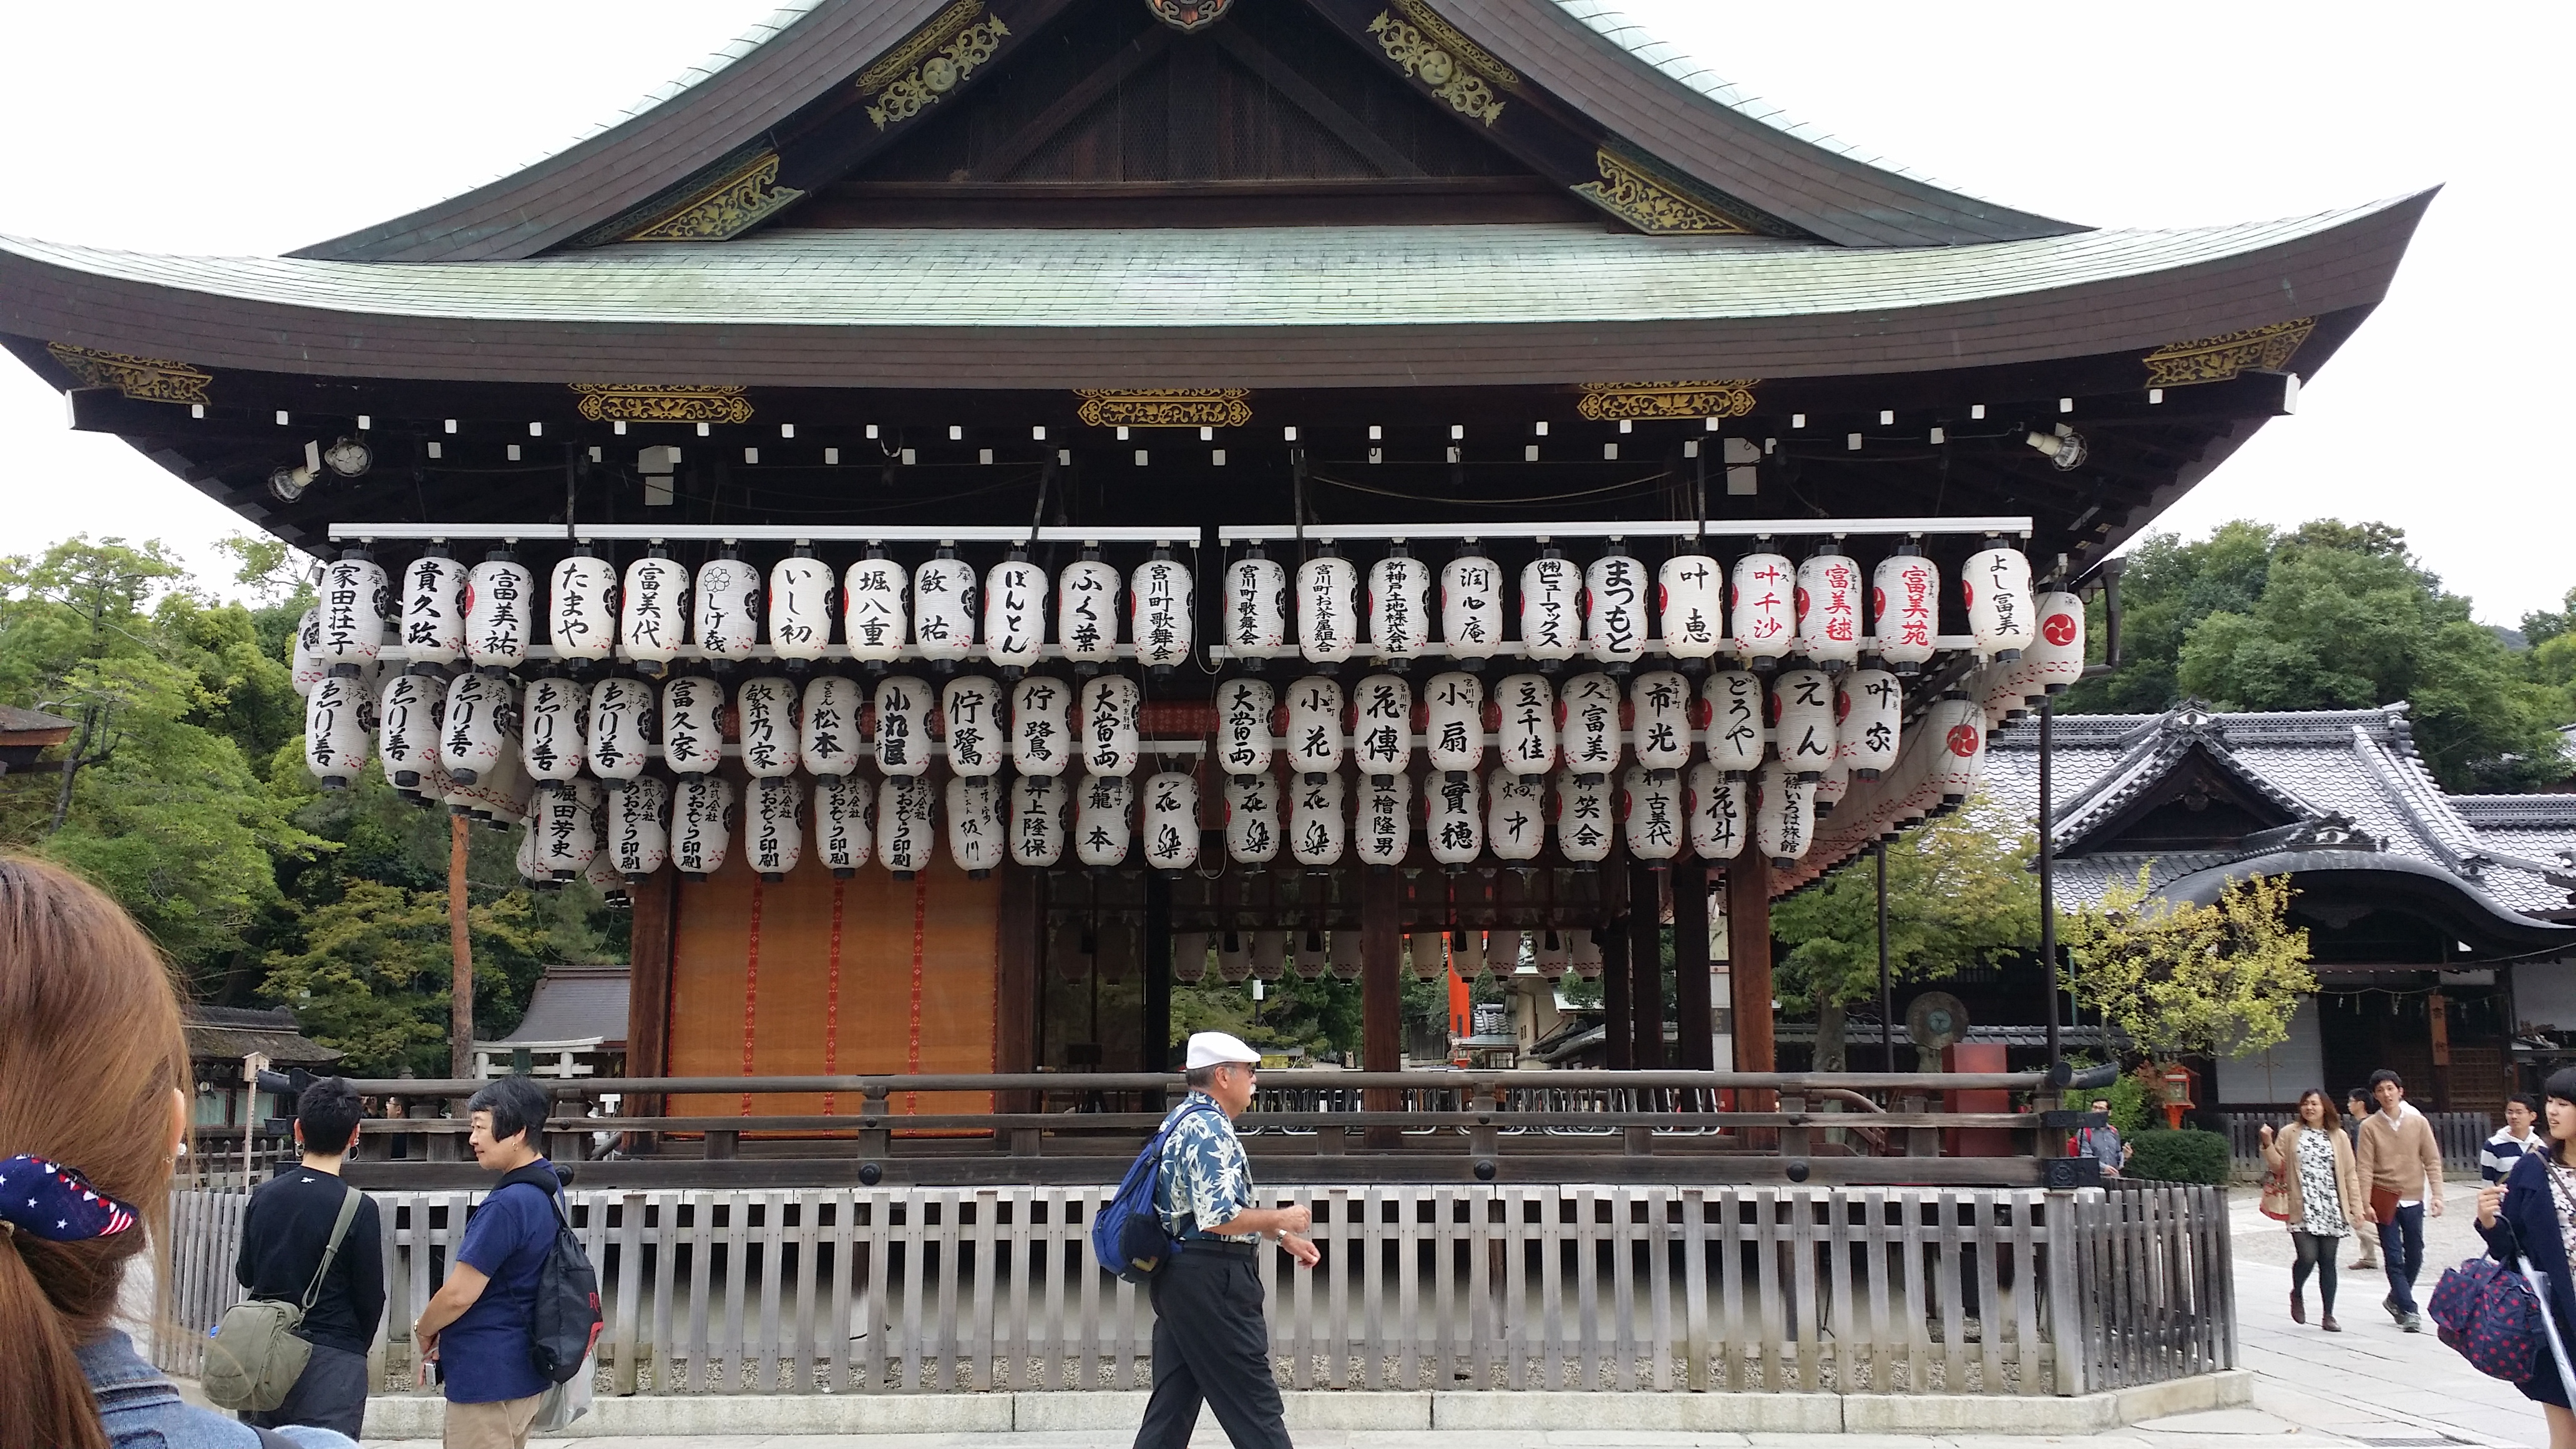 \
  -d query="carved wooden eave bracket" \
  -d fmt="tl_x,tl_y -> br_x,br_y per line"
1367,0 -> 1516,126
859,0 -> 1011,130
1574,380 -> 1759,422
2141,318 -> 2315,387
1075,389 -> 1252,428
47,343 -> 212,406
567,147 -> 807,247
570,384 -> 755,424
